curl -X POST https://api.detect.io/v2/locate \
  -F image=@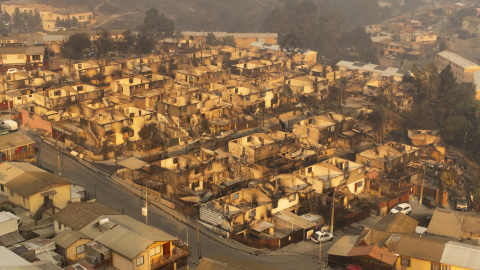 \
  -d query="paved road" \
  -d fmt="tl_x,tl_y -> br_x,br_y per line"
34,137 -> 322,269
